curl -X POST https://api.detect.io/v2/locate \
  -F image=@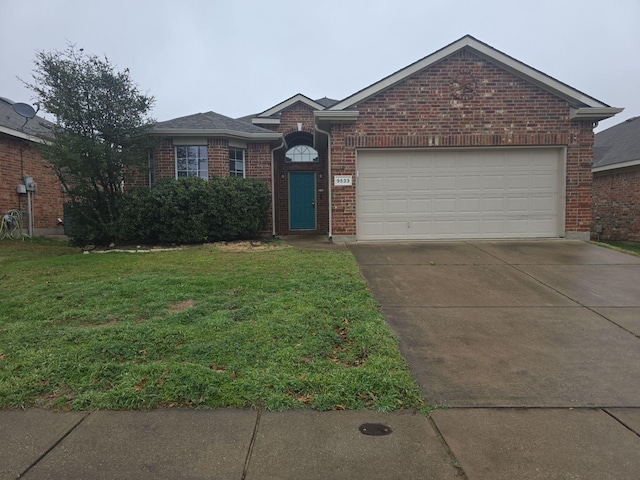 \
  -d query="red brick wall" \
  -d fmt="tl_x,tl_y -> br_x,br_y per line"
153,138 -> 271,183
592,167 -> 640,242
0,133 -> 64,235
271,102 -> 329,235
330,49 -> 595,238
